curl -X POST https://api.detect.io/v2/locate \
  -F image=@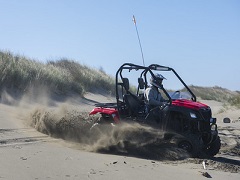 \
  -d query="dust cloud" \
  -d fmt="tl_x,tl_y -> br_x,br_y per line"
0,88 -> 190,160
29,106 -> 189,161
